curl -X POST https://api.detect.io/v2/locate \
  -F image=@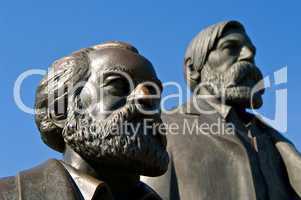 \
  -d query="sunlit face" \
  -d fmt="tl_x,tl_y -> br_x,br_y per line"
207,29 -> 256,72
201,28 -> 264,108
80,48 -> 162,119
63,48 -> 169,176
